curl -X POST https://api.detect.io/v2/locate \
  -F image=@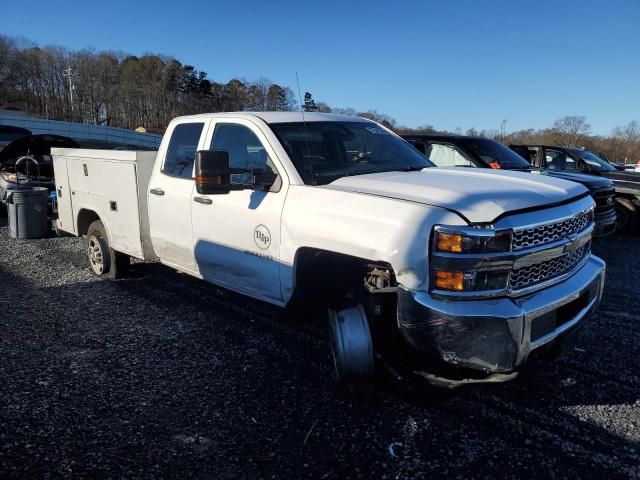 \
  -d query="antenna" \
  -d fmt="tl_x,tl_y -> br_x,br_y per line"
295,72 -> 314,184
